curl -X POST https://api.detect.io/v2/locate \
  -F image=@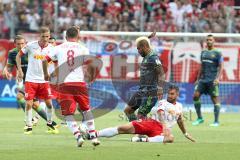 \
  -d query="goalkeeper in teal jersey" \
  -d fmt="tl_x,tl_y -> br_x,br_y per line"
2,35 -> 58,129
192,35 -> 223,127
